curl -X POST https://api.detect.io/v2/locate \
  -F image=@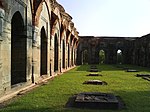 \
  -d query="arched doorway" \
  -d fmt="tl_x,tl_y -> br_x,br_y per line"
11,11 -> 27,85
71,47 -> 74,66
40,27 -> 47,75
117,49 -> 123,64
99,50 -> 105,64
54,34 -> 58,72
68,44 -> 70,67
62,40 -> 65,69
74,49 -> 76,65
82,49 -> 88,64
